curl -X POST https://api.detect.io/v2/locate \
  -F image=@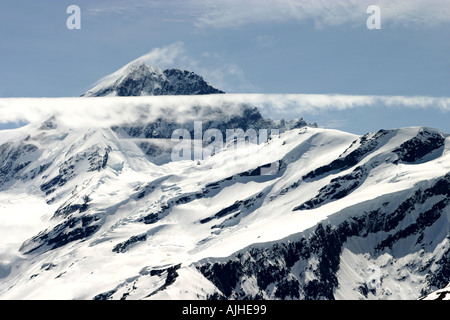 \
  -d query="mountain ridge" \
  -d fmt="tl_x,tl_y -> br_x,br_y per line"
0,60 -> 449,300
1,117 -> 449,299
81,61 -> 225,97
